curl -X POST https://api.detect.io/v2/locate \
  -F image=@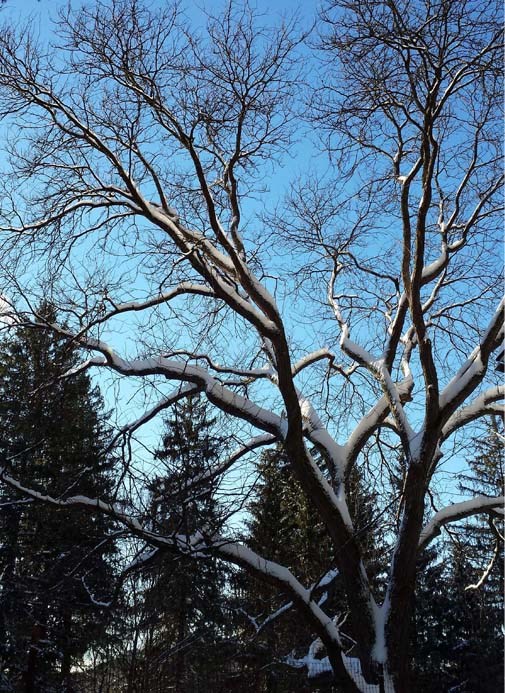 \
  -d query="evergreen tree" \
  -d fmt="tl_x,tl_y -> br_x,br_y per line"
0,303 -> 117,692
449,419 -> 504,692
413,419 -> 504,692
126,396 -> 231,693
